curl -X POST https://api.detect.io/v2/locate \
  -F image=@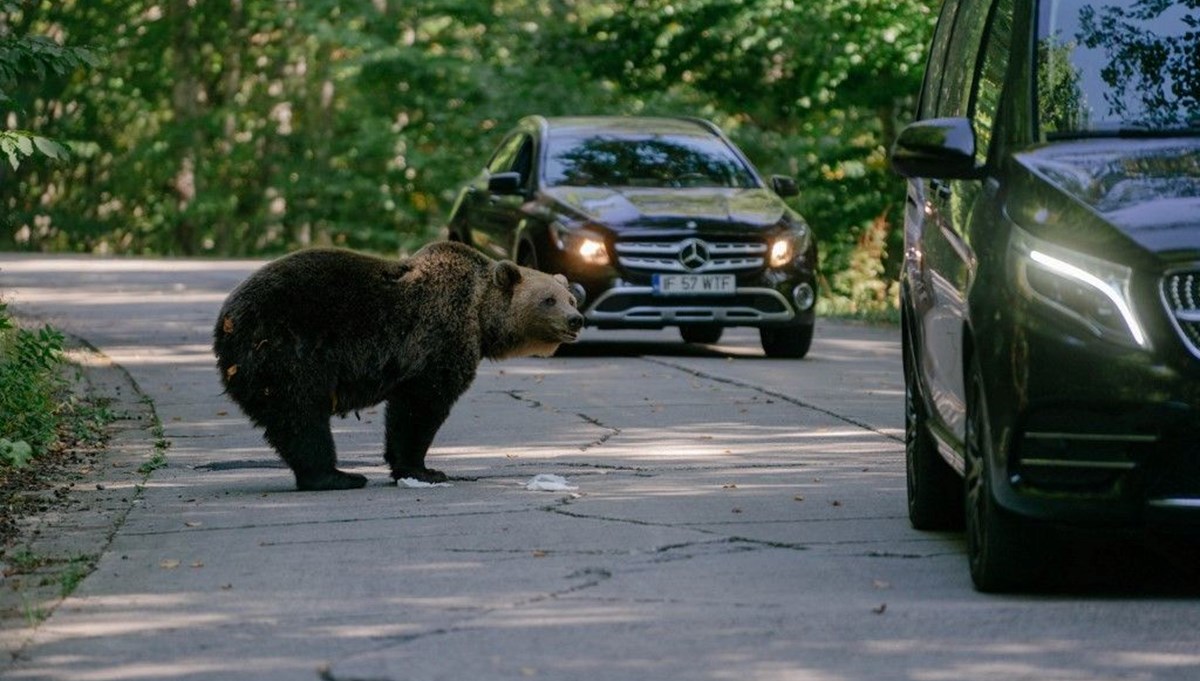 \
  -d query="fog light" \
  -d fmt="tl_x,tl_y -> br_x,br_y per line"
792,283 -> 815,311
